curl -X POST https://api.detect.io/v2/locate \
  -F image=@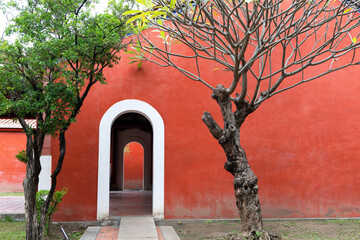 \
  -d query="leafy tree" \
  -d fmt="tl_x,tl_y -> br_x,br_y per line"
126,0 -> 360,238
0,0 -> 132,239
